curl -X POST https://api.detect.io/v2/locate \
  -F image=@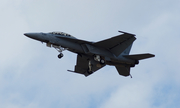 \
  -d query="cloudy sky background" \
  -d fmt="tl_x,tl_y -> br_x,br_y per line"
0,0 -> 180,108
